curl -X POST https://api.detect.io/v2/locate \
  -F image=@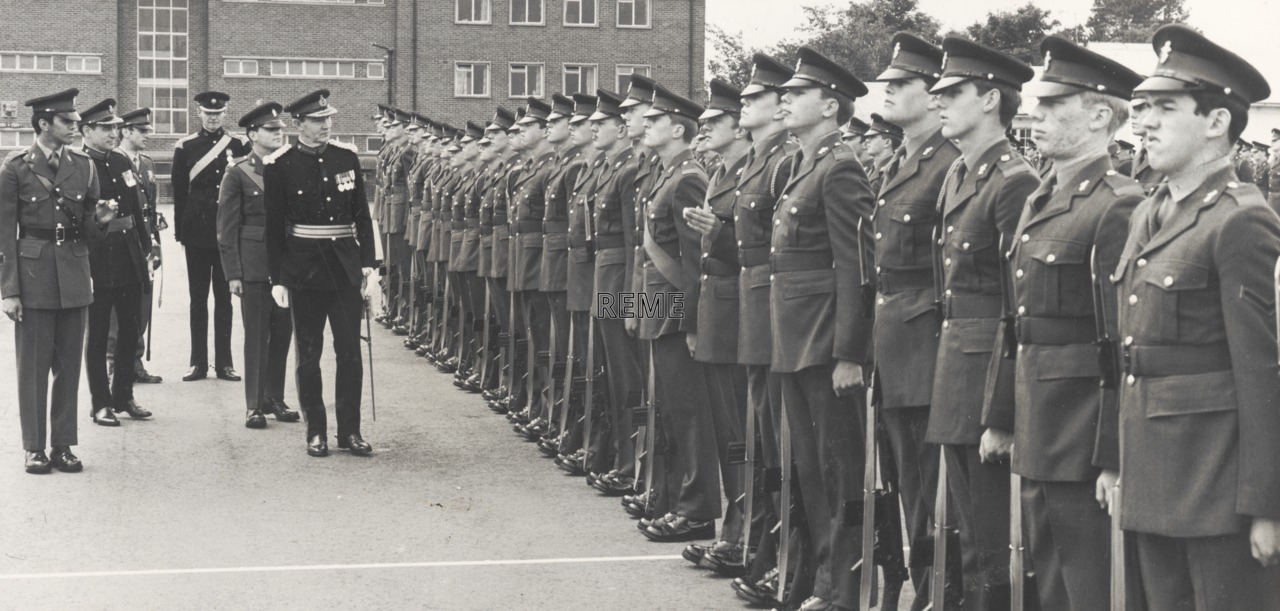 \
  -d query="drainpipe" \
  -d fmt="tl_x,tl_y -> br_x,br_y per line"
412,0 -> 419,111
687,0 -> 696,98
